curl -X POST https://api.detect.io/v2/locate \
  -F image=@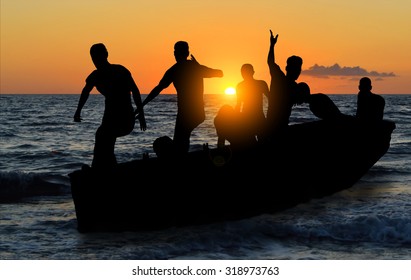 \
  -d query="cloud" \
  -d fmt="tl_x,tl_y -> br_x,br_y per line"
302,63 -> 396,78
